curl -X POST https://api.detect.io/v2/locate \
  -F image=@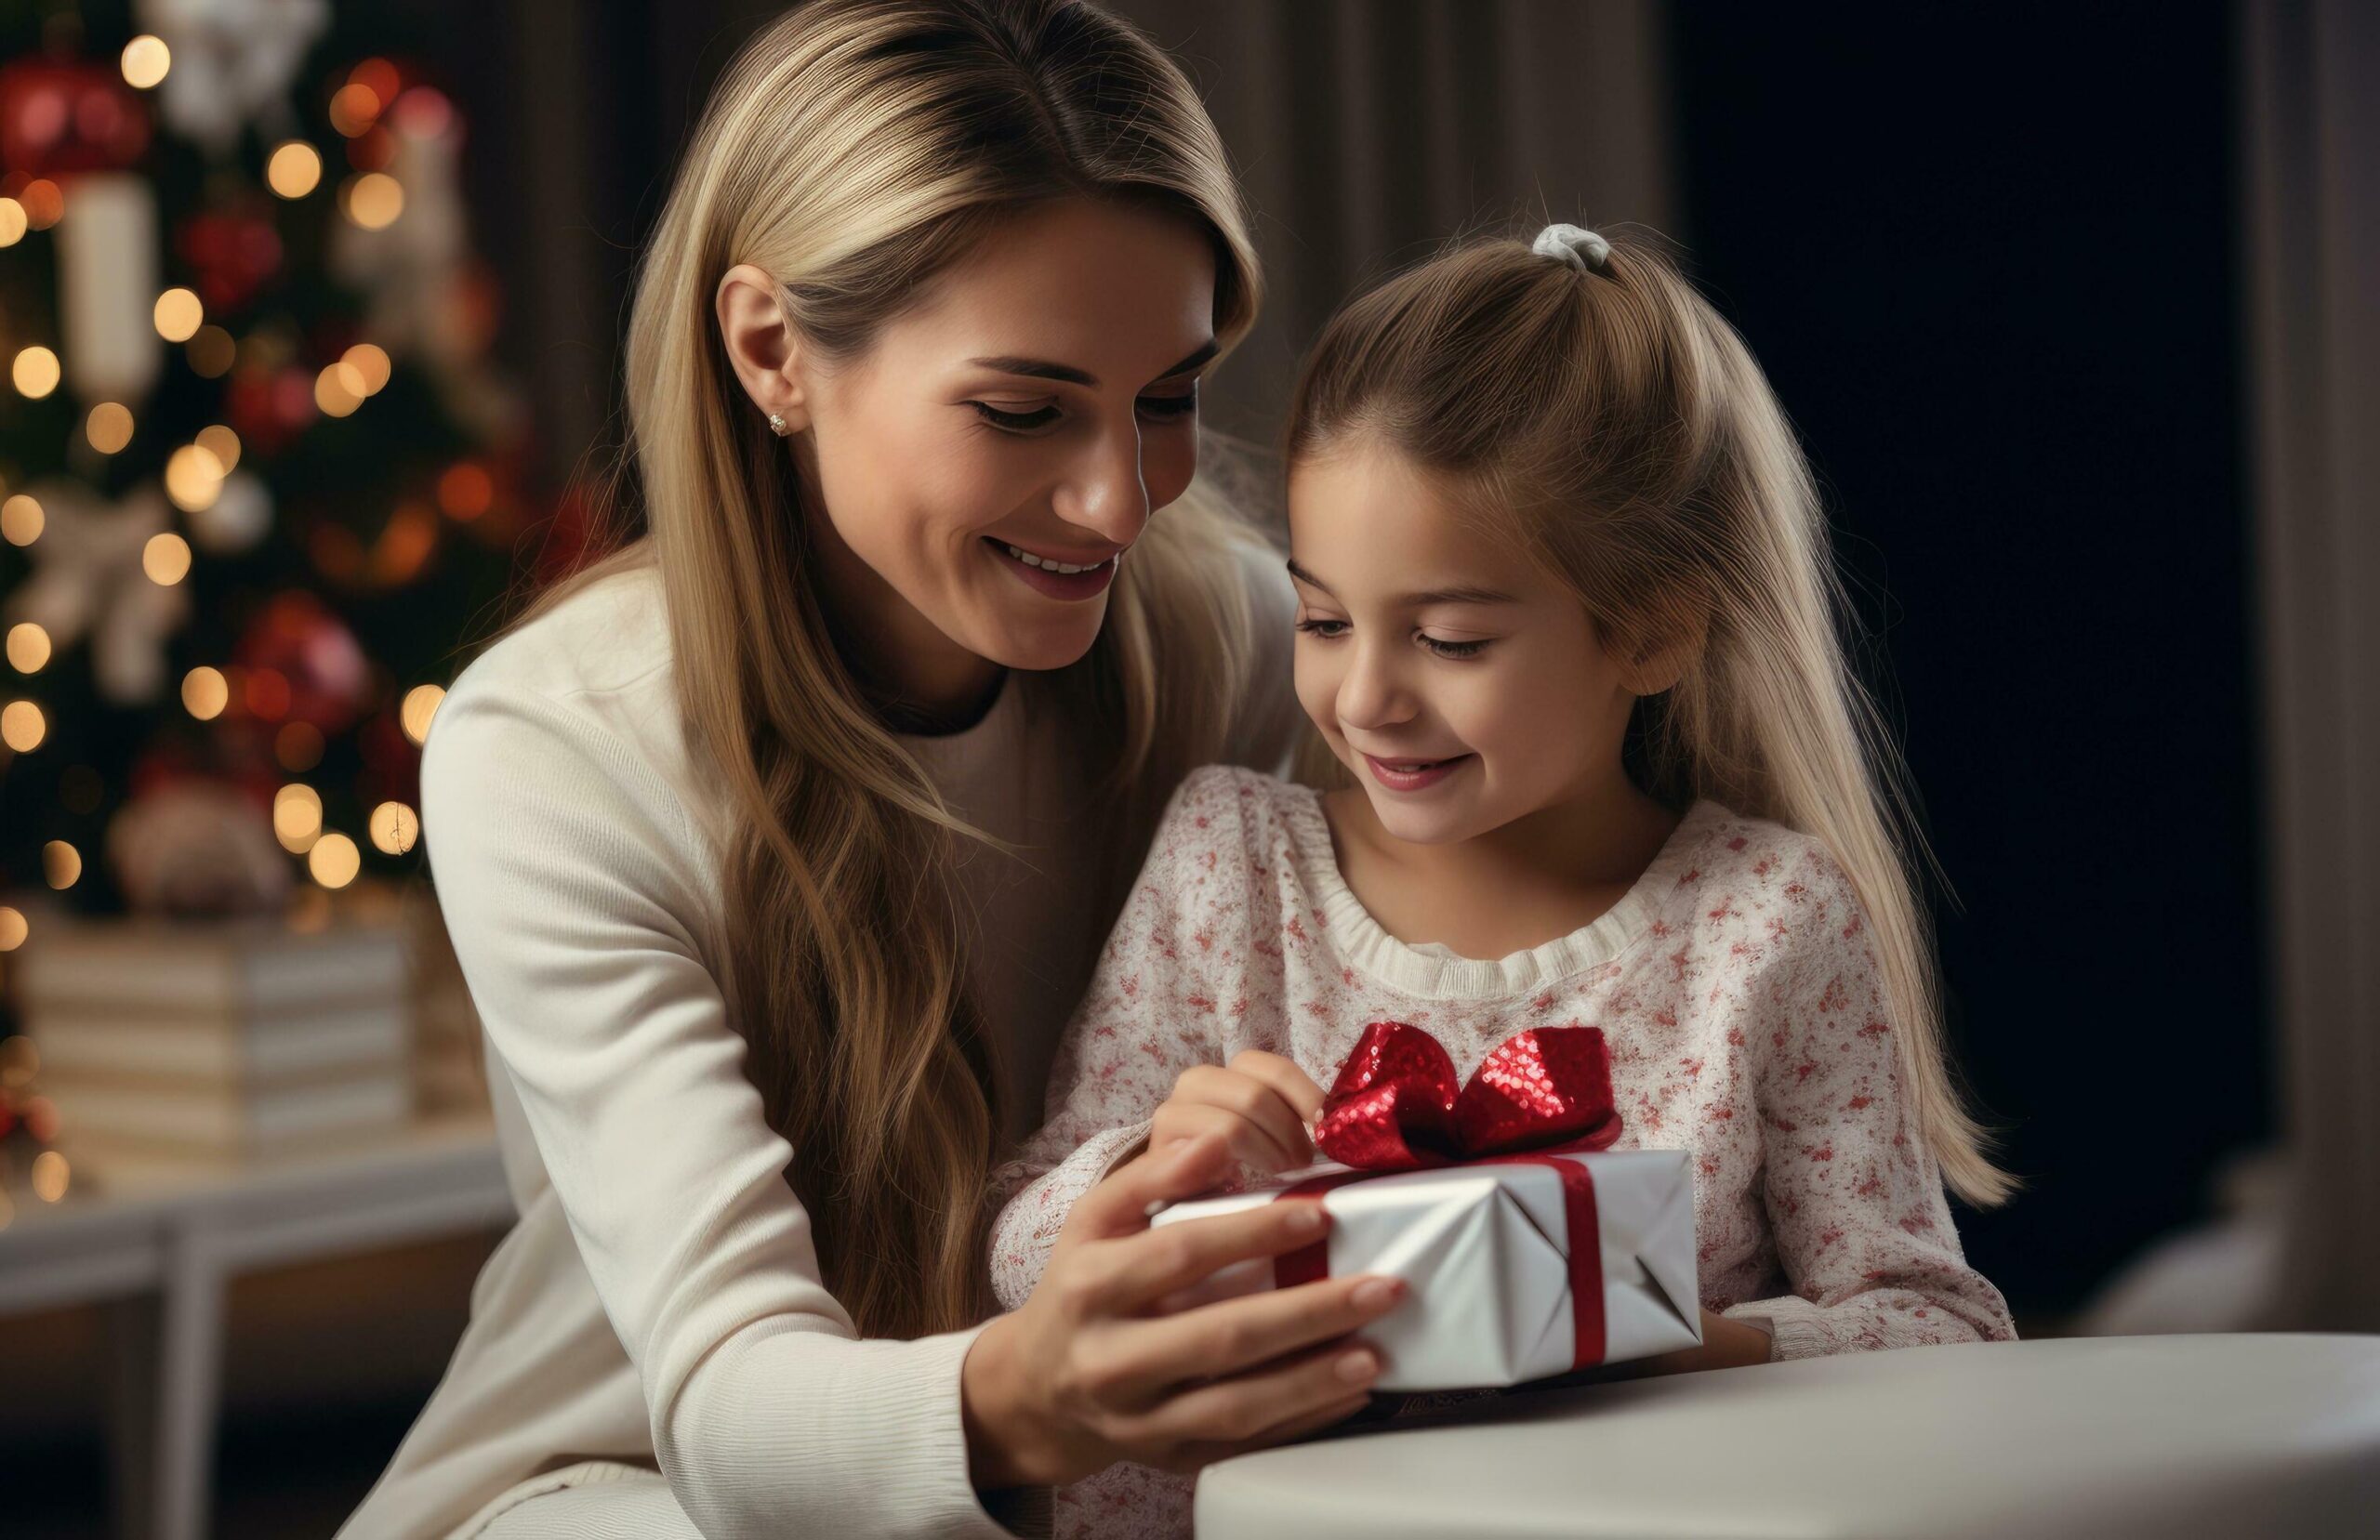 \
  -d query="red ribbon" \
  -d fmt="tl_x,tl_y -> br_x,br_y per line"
1273,1022 -> 1625,1370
